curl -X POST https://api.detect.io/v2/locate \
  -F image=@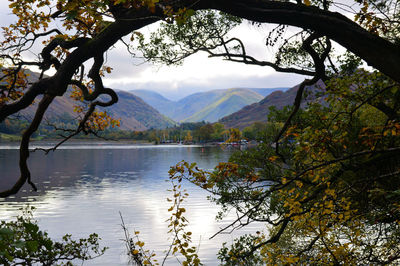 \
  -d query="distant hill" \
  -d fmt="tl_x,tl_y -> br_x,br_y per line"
220,84 -> 321,129
129,89 -> 176,117
104,91 -> 175,130
1,68 -> 175,131
248,87 -> 289,97
181,89 -> 264,122
131,88 -> 268,122
20,90 -> 175,131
